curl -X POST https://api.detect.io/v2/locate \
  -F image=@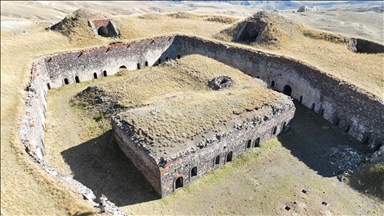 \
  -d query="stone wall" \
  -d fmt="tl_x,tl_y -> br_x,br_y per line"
171,35 -> 384,150
42,35 -> 180,89
19,32 -> 383,202
112,118 -> 162,196
19,57 -> 49,161
111,97 -> 295,197
159,99 -> 295,197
